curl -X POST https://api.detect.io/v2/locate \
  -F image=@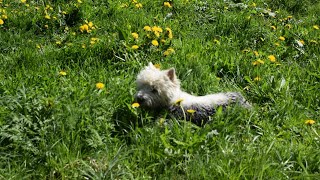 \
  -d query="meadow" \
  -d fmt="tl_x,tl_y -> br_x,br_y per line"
0,0 -> 319,179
